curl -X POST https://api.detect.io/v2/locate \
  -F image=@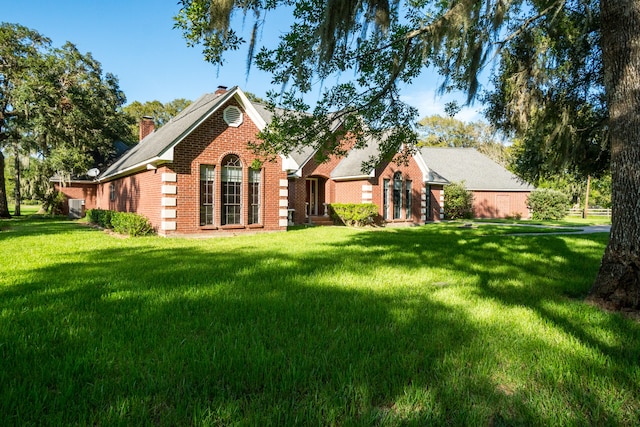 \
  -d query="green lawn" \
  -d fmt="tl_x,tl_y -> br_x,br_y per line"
1,217 -> 637,426
8,203 -> 42,216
